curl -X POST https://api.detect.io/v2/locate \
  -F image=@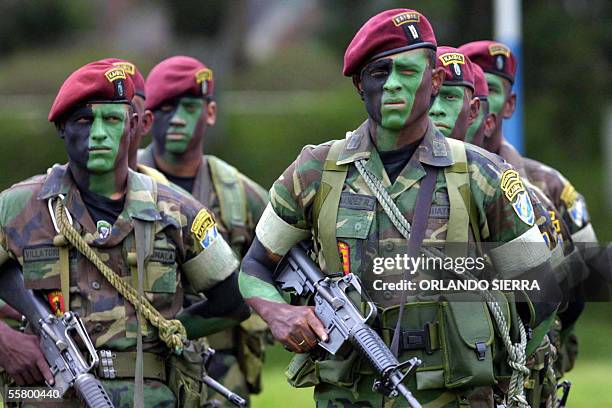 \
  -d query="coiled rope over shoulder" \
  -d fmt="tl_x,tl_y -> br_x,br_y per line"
53,198 -> 187,354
